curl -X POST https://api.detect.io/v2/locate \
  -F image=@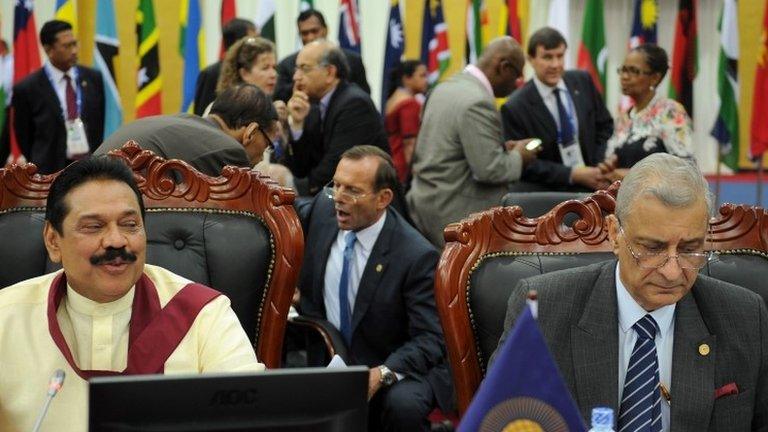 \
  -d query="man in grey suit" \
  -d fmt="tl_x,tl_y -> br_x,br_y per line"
493,153 -> 768,431
407,37 -> 538,247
